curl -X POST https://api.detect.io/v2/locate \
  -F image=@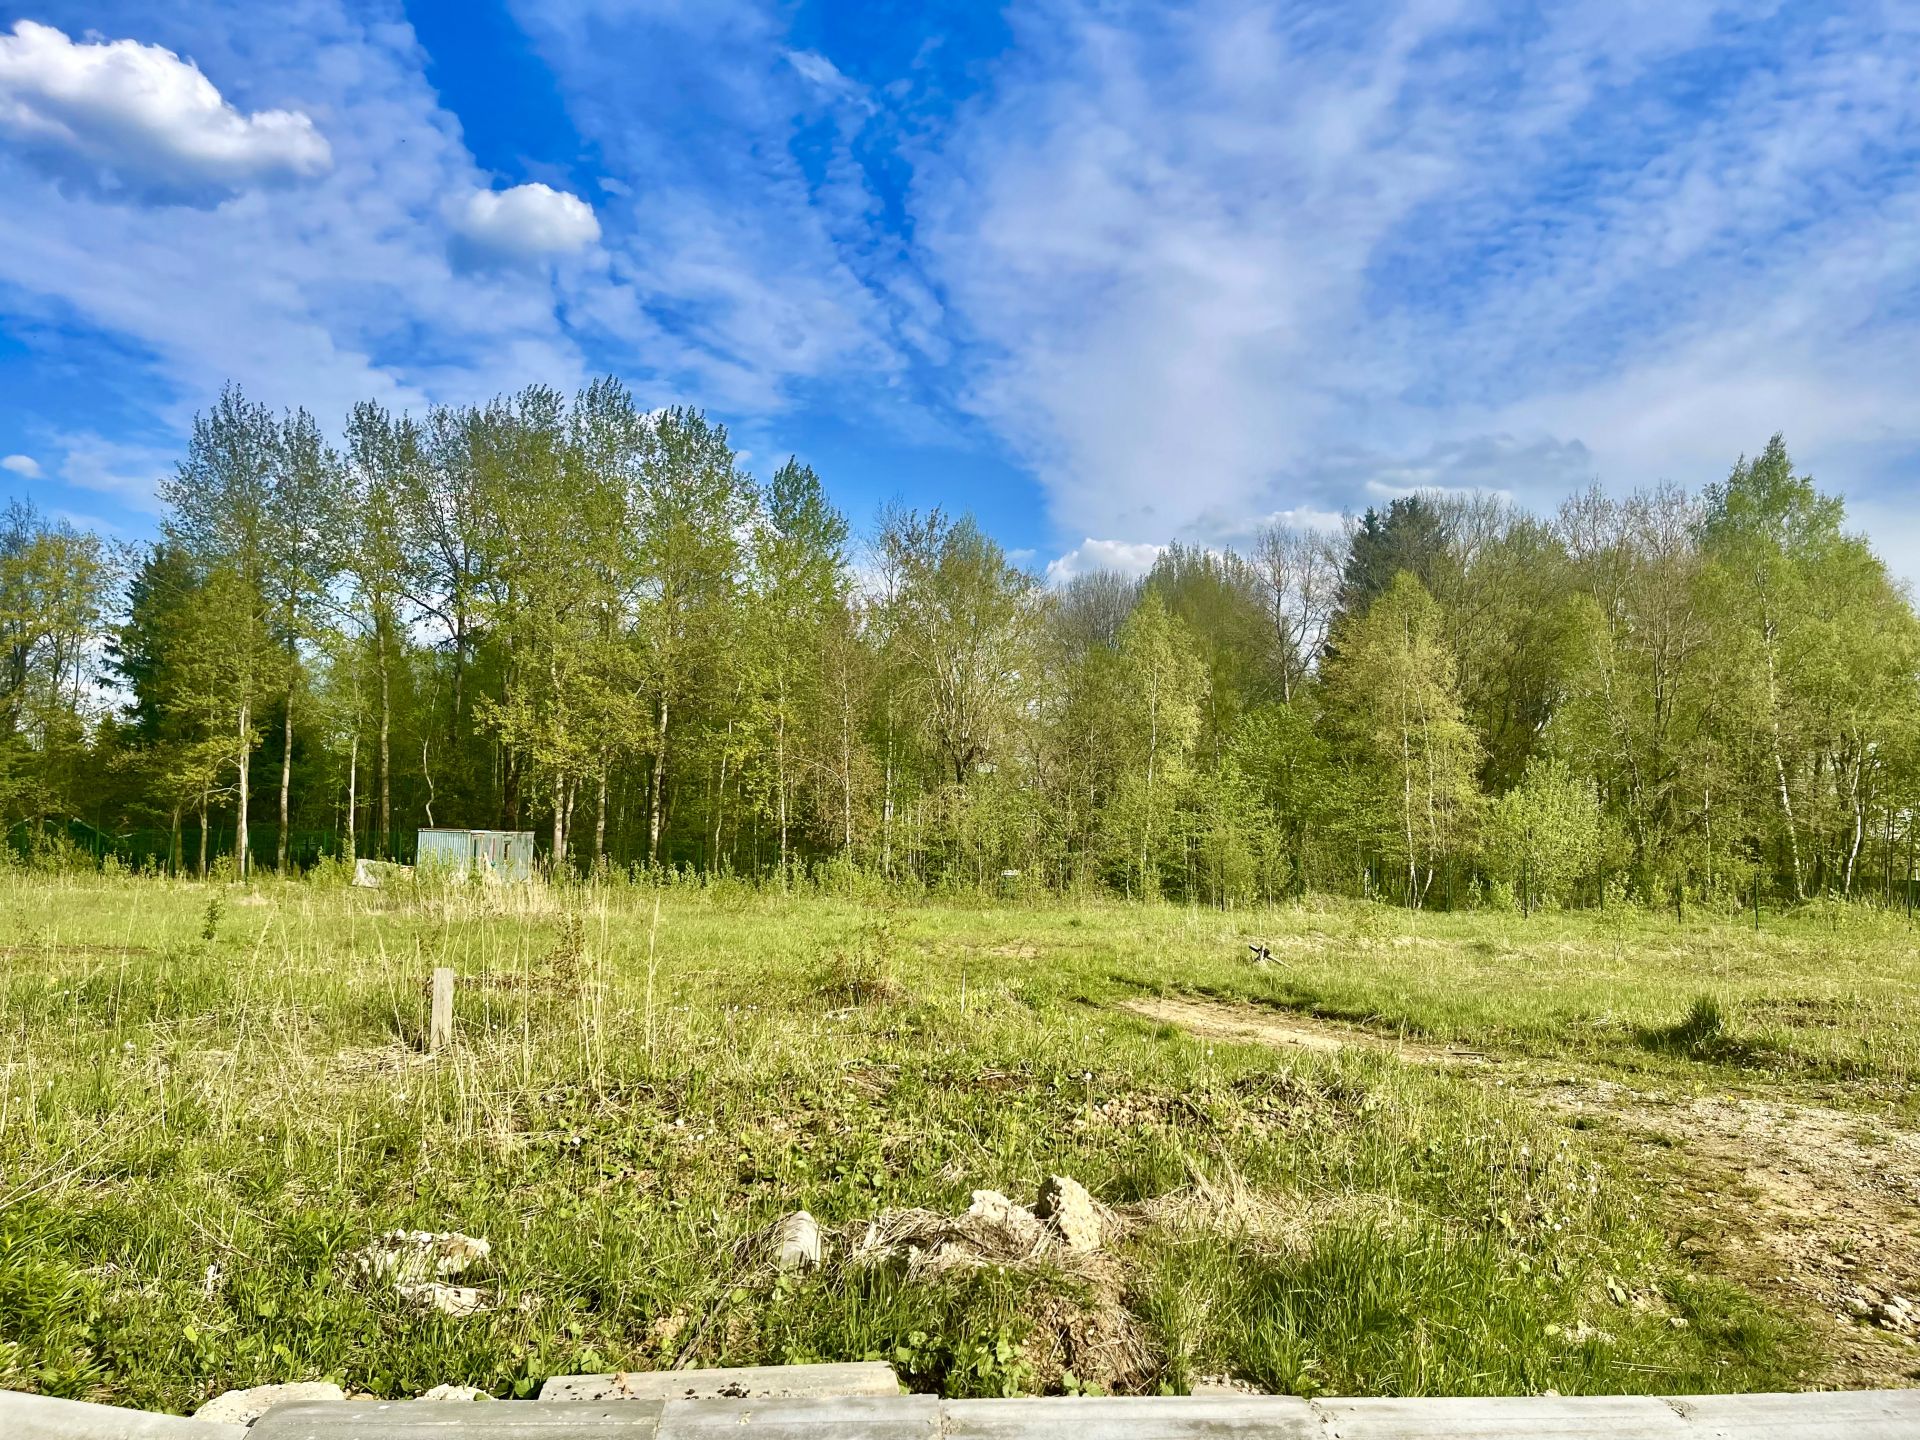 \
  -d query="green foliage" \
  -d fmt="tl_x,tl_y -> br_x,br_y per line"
1484,758 -> 1604,910
11,399 -> 1920,917
1322,573 -> 1483,906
